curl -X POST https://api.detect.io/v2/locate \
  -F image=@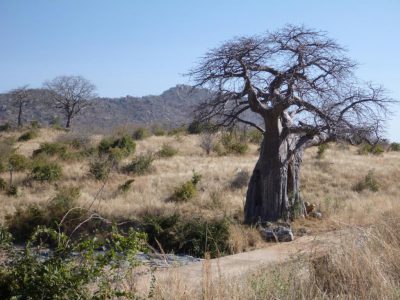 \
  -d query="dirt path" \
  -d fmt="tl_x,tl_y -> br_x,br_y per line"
135,229 -> 350,293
